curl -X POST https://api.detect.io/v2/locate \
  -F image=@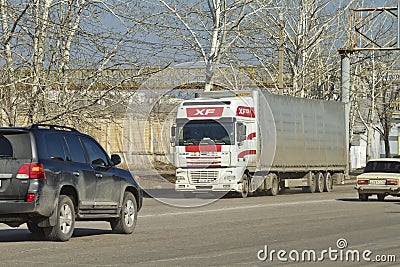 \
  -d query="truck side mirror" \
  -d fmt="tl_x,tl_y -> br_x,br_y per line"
237,123 -> 247,145
170,137 -> 176,147
171,125 -> 176,137
170,125 -> 176,147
